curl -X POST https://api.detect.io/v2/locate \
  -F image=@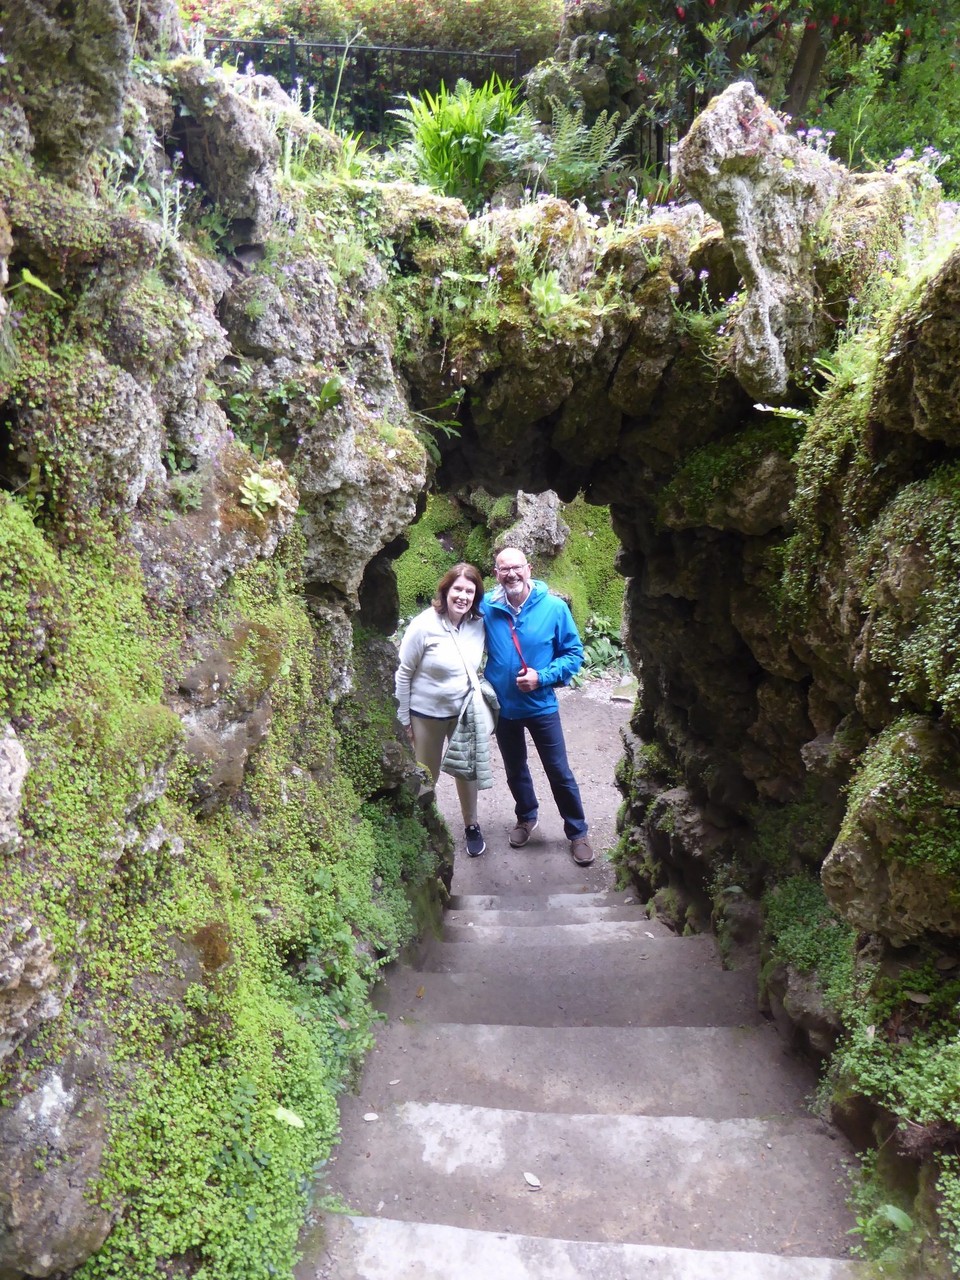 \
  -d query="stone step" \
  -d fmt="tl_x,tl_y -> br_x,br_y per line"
315,1217 -> 865,1280
440,918 -> 680,946
450,847 -> 621,898
376,965 -> 757,1028
352,1022 -> 815,1118
446,903 -> 655,928
326,1102 -> 854,1257
414,931 -> 723,973
447,890 -> 643,912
